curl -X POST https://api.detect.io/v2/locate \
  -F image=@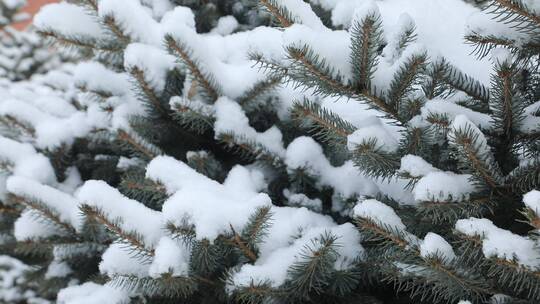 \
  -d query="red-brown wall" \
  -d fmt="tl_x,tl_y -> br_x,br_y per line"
13,0 -> 59,30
